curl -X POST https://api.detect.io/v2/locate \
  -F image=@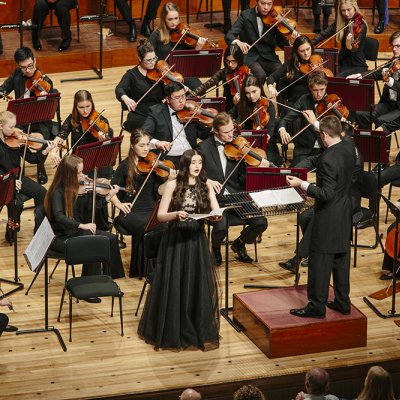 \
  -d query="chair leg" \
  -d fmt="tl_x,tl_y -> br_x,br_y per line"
111,296 -> 114,316
69,293 -> 73,342
57,265 -> 70,321
353,227 -> 358,268
25,263 -> 43,295
134,281 -> 148,316
385,183 -> 393,224
395,132 -> 400,149
254,241 -> 258,262
119,296 -> 124,336
49,259 -> 61,281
